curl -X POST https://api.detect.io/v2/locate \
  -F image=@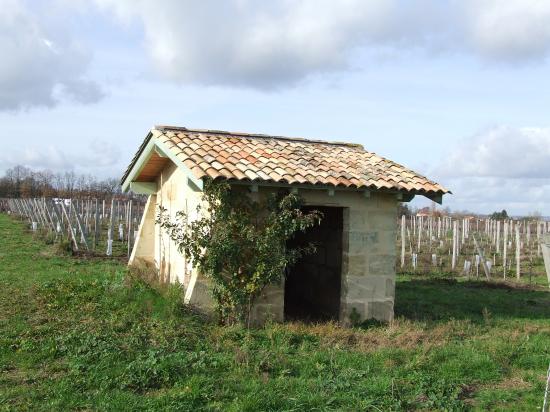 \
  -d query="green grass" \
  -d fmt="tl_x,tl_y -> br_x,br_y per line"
0,214 -> 549,411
